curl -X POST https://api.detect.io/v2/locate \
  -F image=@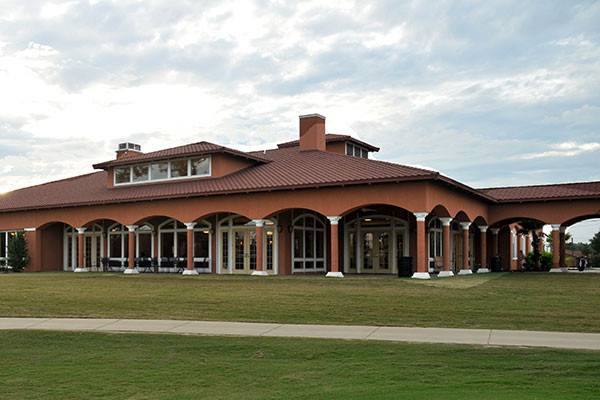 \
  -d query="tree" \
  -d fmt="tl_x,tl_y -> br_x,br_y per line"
7,232 -> 29,272
545,231 -> 572,247
518,220 -> 545,271
591,230 -> 600,267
